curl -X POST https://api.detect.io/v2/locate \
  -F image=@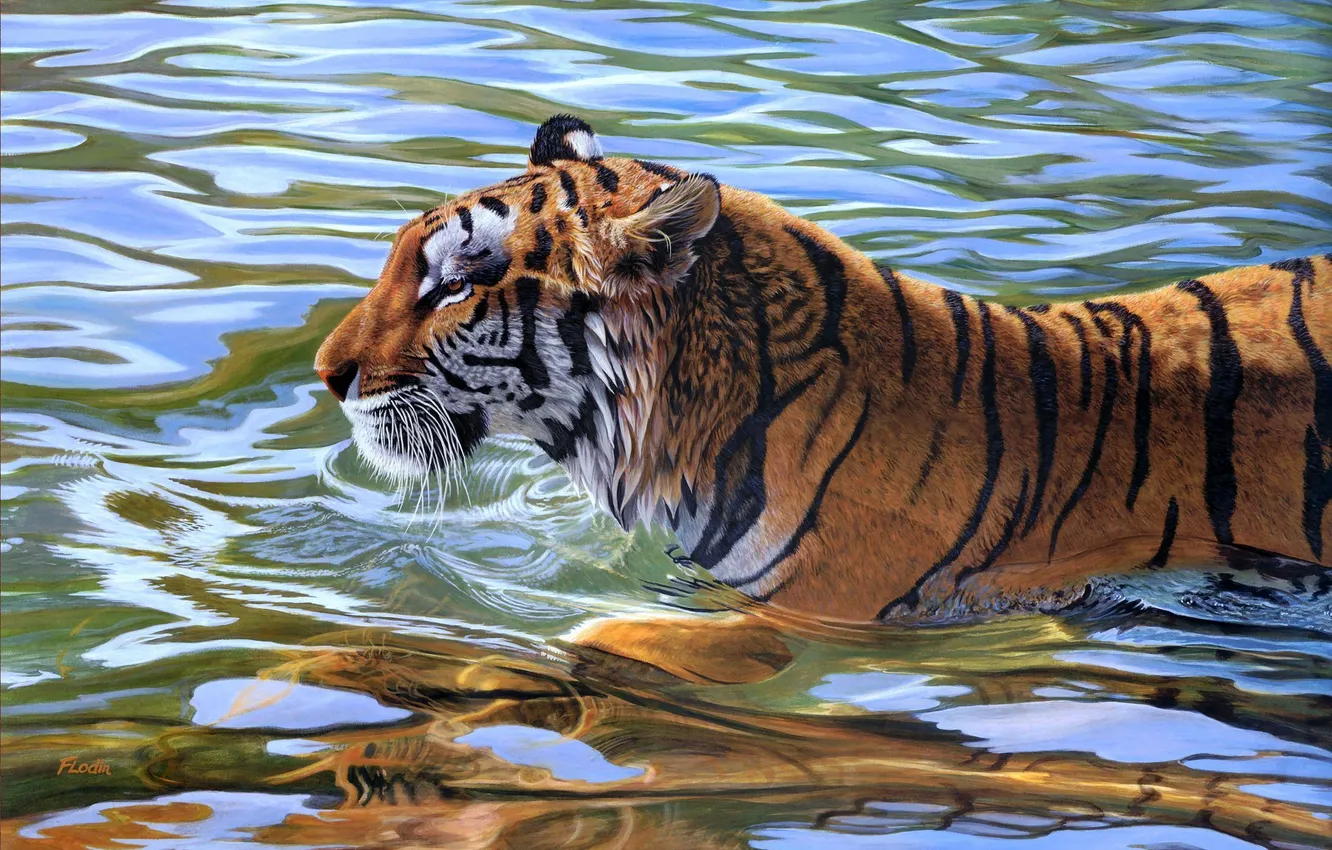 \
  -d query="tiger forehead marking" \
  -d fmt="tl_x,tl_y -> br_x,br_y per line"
317,114 -> 1331,625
